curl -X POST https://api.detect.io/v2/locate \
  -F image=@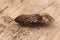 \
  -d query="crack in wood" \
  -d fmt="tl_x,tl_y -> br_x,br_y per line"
21,0 -> 24,2
0,6 -> 8,13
